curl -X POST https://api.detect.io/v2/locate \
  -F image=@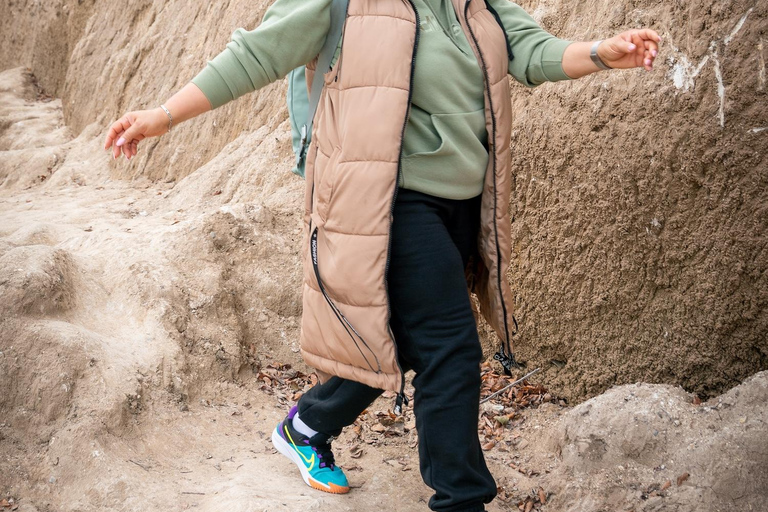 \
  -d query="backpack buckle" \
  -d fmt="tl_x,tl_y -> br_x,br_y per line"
299,124 -> 309,159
